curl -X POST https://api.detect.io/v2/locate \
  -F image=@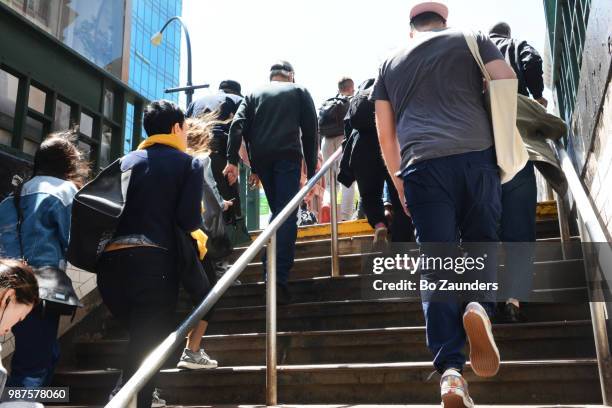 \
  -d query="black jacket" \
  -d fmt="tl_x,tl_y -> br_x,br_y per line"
227,81 -> 318,178
490,33 -> 544,99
